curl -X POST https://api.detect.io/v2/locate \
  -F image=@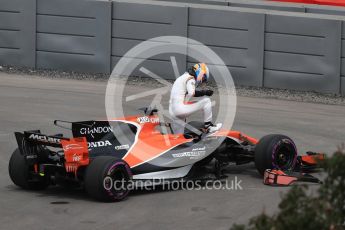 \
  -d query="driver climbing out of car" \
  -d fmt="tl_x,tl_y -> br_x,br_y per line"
169,63 -> 222,134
